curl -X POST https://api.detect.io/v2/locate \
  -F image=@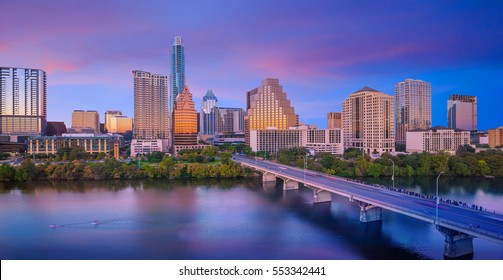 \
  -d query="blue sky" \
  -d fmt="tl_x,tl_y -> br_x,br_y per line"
1,0 -> 502,129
